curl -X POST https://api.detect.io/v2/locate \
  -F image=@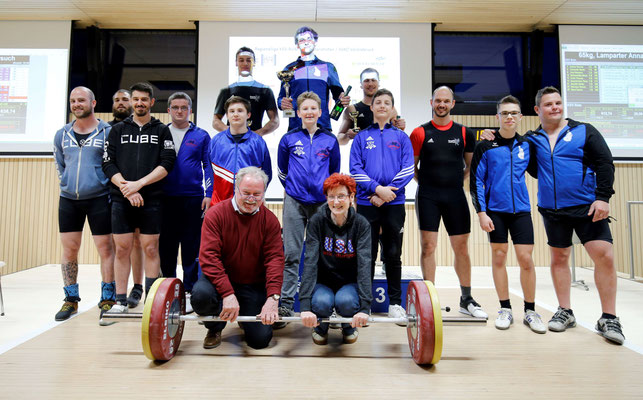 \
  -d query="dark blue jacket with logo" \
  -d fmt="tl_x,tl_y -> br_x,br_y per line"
163,122 -> 213,198
526,119 -> 614,210
277,126 -> 341,204
470,132 -> 536,214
